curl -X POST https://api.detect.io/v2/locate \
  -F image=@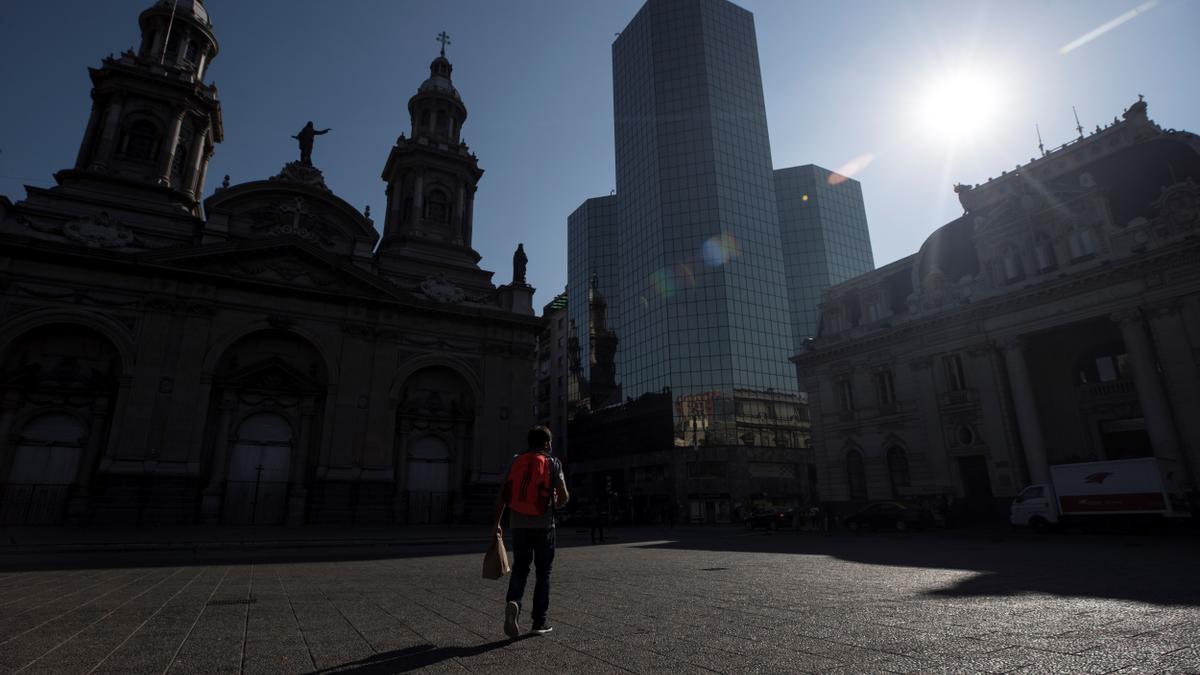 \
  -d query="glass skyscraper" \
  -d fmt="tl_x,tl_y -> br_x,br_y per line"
612,0 -> 794,427
566,0 -> 870,523
775,165 -> 876,351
